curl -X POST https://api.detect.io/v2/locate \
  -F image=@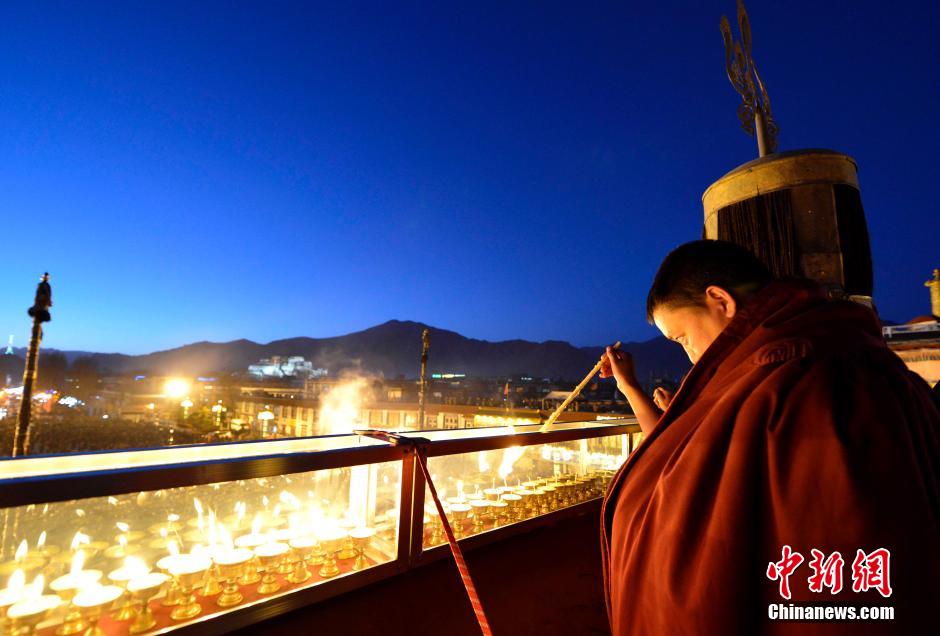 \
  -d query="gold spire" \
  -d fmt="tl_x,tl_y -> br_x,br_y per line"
926,268 -> 940,317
